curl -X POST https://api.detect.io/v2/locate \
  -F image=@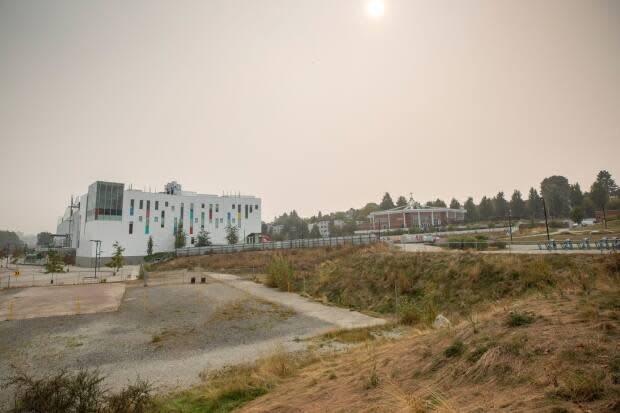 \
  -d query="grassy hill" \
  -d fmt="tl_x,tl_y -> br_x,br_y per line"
152,246 -> 620,412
